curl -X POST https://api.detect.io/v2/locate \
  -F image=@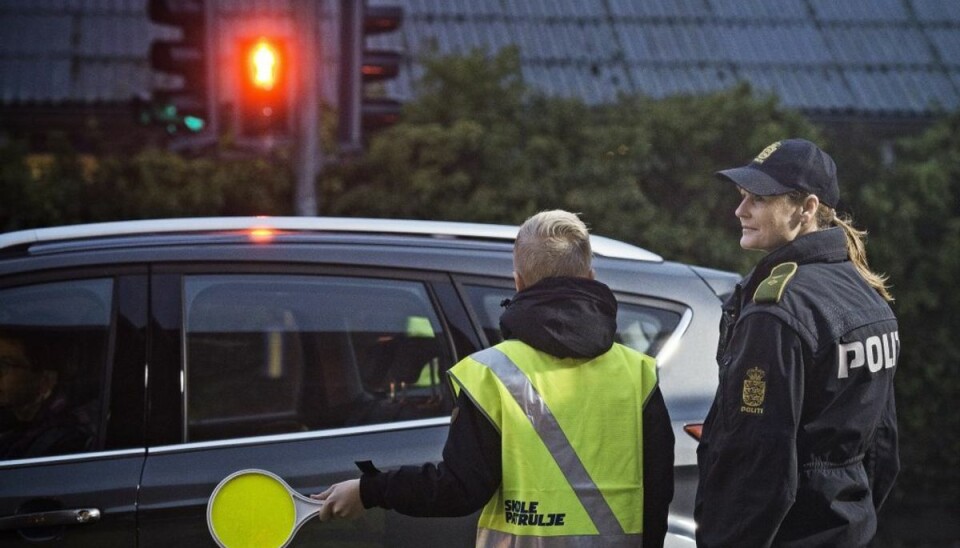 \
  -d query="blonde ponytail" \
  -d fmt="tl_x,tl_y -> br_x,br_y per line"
816,205 -> 894,302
